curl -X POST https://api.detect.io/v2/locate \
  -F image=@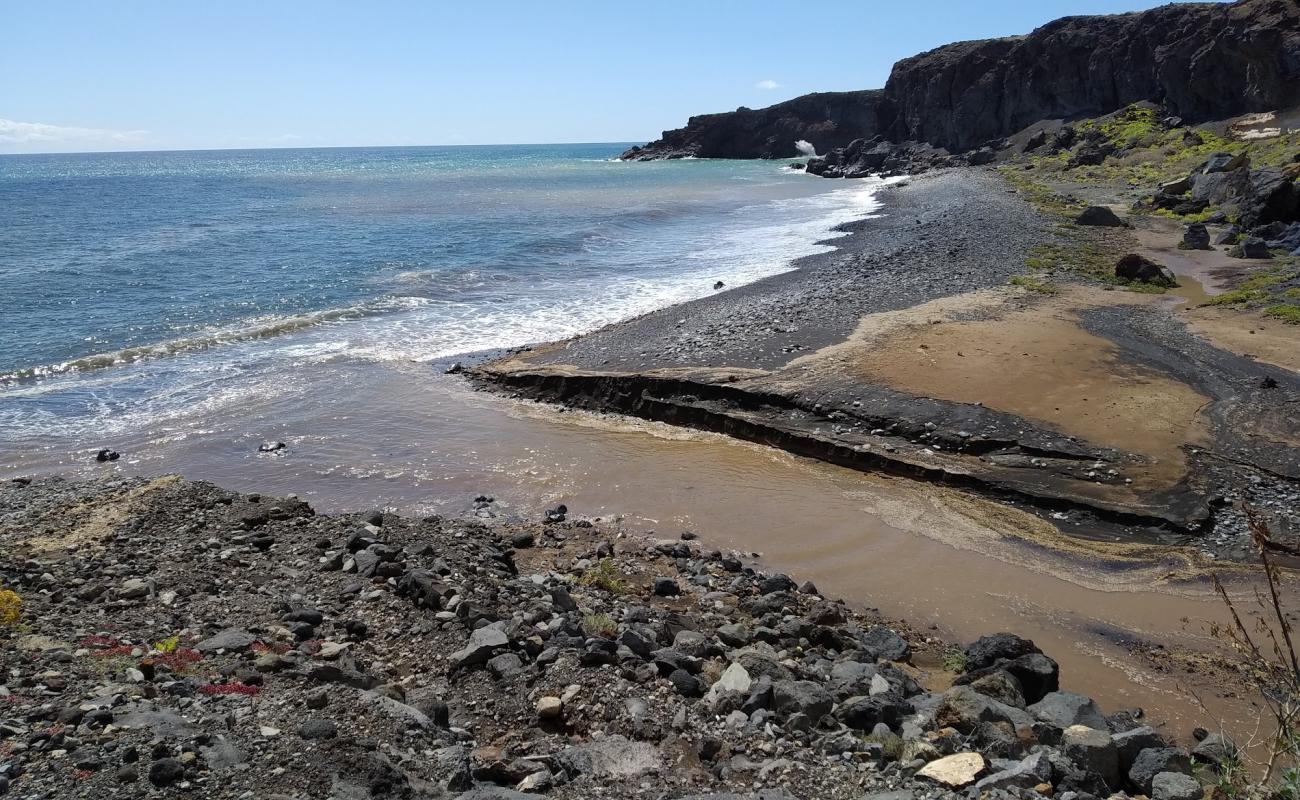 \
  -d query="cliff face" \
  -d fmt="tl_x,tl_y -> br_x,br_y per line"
623,0 -> 1300,159
622,90 -> 889,161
